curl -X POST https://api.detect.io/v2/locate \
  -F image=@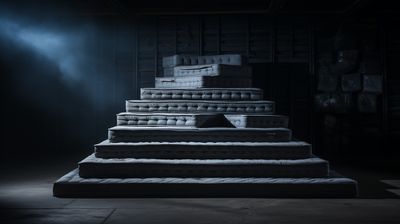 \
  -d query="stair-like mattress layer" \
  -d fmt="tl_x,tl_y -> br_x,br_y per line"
53,53 -> 359,198
94,140 -> 312,159
54,169 -> 357,198
173,64 -> 252,77
126,100 -> 274,114
78,154 -> 328,178
108,127 -> 291,143
116,113 -> 288,128
155,76 -> 252,88
140,88 -> 263,101
163,54 -> 245,68
116,113 -> 217,127
225,114 -> 289,128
